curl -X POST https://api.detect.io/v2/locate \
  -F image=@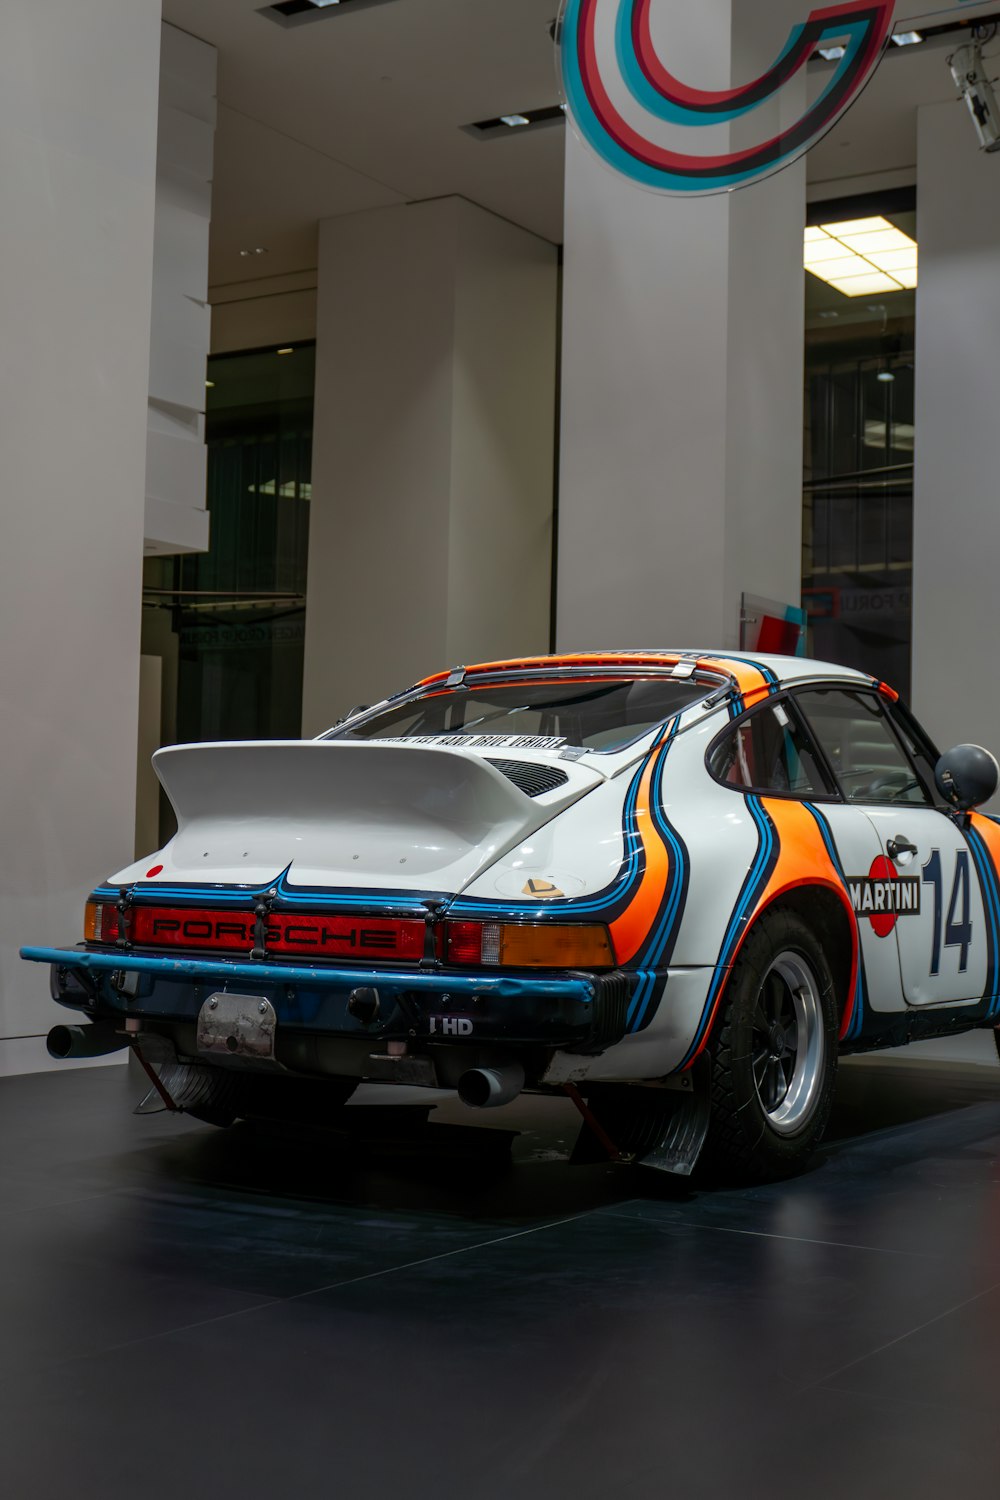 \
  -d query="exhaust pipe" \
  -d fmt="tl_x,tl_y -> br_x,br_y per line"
457,1061 -> 525,1109
47,1021 -> 128,1060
